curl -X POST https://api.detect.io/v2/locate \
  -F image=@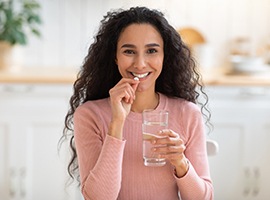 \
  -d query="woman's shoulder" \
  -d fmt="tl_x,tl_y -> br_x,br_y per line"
75,98 -> 111,117
161,93 -> 200,114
